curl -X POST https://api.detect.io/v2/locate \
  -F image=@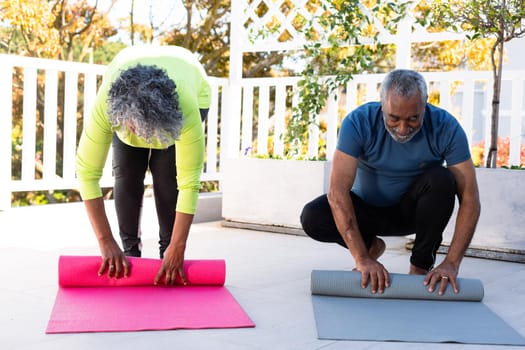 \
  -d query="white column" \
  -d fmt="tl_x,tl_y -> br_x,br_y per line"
395,16 -> 412,69
221,0 -> 244,160
0,65 -> 13,210
230,0 -> 244,83
509,76 -> 523,166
